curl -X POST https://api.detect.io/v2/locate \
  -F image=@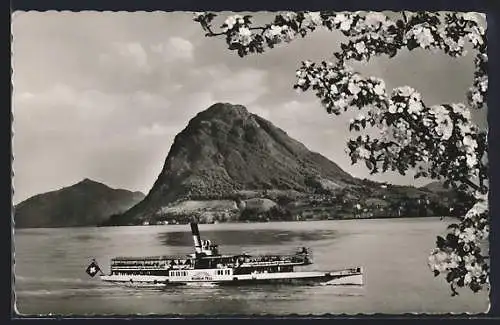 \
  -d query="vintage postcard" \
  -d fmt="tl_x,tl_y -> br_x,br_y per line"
12,10 -> 489,316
